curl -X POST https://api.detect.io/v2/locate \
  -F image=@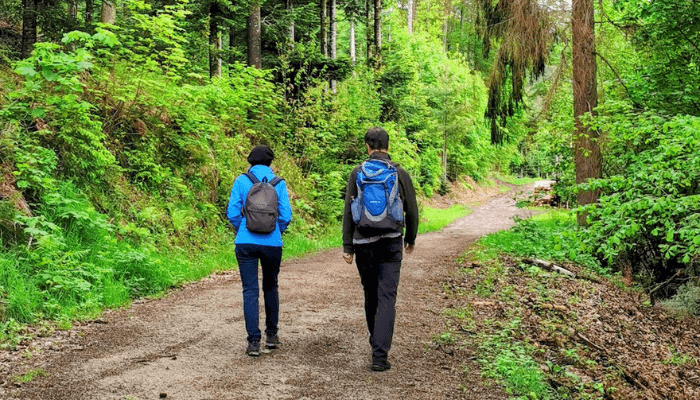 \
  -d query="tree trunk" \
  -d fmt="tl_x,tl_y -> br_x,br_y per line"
572,0 -> 601,224
350,19 -> 356,66
101,0 -> 116,24
330,0 -> 337,59
69,1 -> 78,22
443,128 -> 447,182
442,0 -> 450,52
320,0 -> 328,57
209,6 -> 222,78
374,0 -> 381,68
330,0 -> 337,91
287,0 -> 295,43
85,0 -> 94,27
247,3 -> 262,68
21,0 -> 37,59
366,0 -> 373,64
407,0 -> 414,34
